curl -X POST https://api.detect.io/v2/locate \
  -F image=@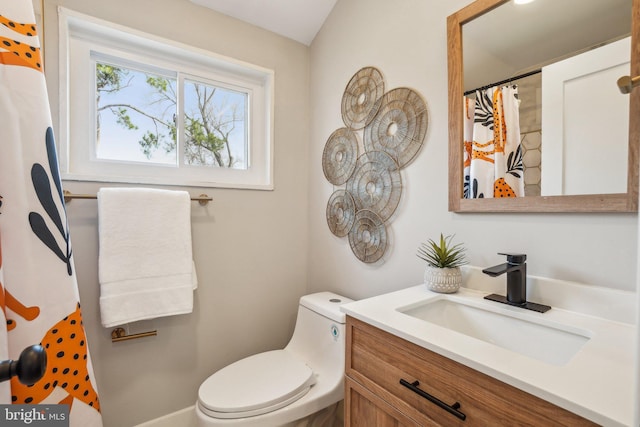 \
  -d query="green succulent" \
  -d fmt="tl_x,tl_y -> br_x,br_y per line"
417,233 -> 468,268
